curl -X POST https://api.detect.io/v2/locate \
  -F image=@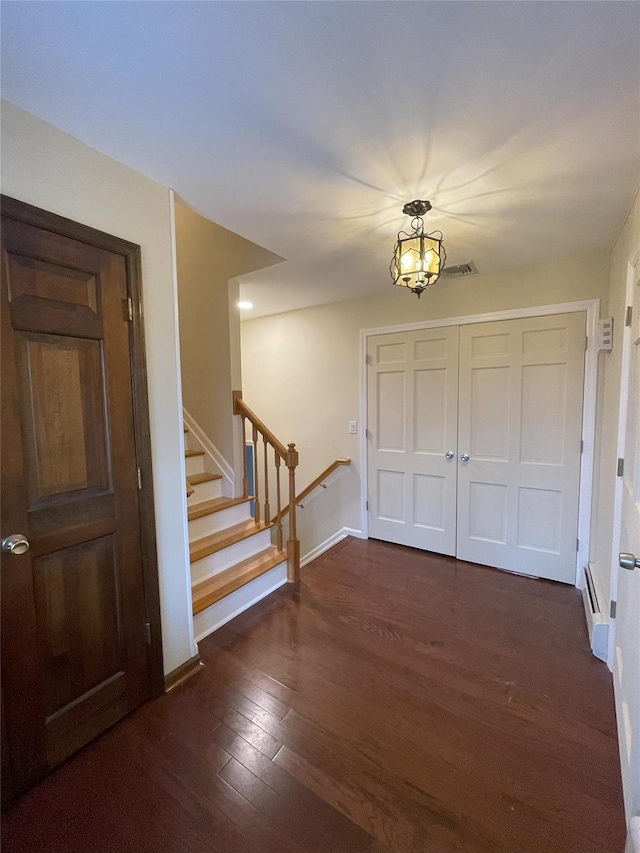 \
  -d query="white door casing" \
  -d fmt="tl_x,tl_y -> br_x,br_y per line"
456,313 -> 586,583
367,326 -> 459,555
615,259 -> 640,826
